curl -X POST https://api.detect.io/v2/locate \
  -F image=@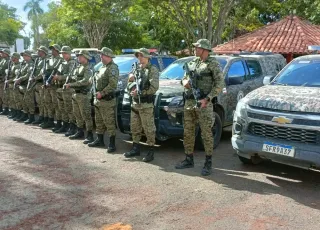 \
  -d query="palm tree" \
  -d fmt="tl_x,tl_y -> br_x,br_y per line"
23,0 -> 44,49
